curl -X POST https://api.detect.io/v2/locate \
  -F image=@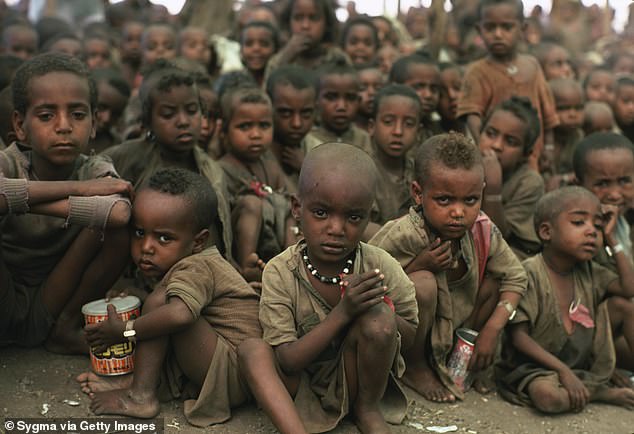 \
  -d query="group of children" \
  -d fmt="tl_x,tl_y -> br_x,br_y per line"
1,0 -> 634,432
